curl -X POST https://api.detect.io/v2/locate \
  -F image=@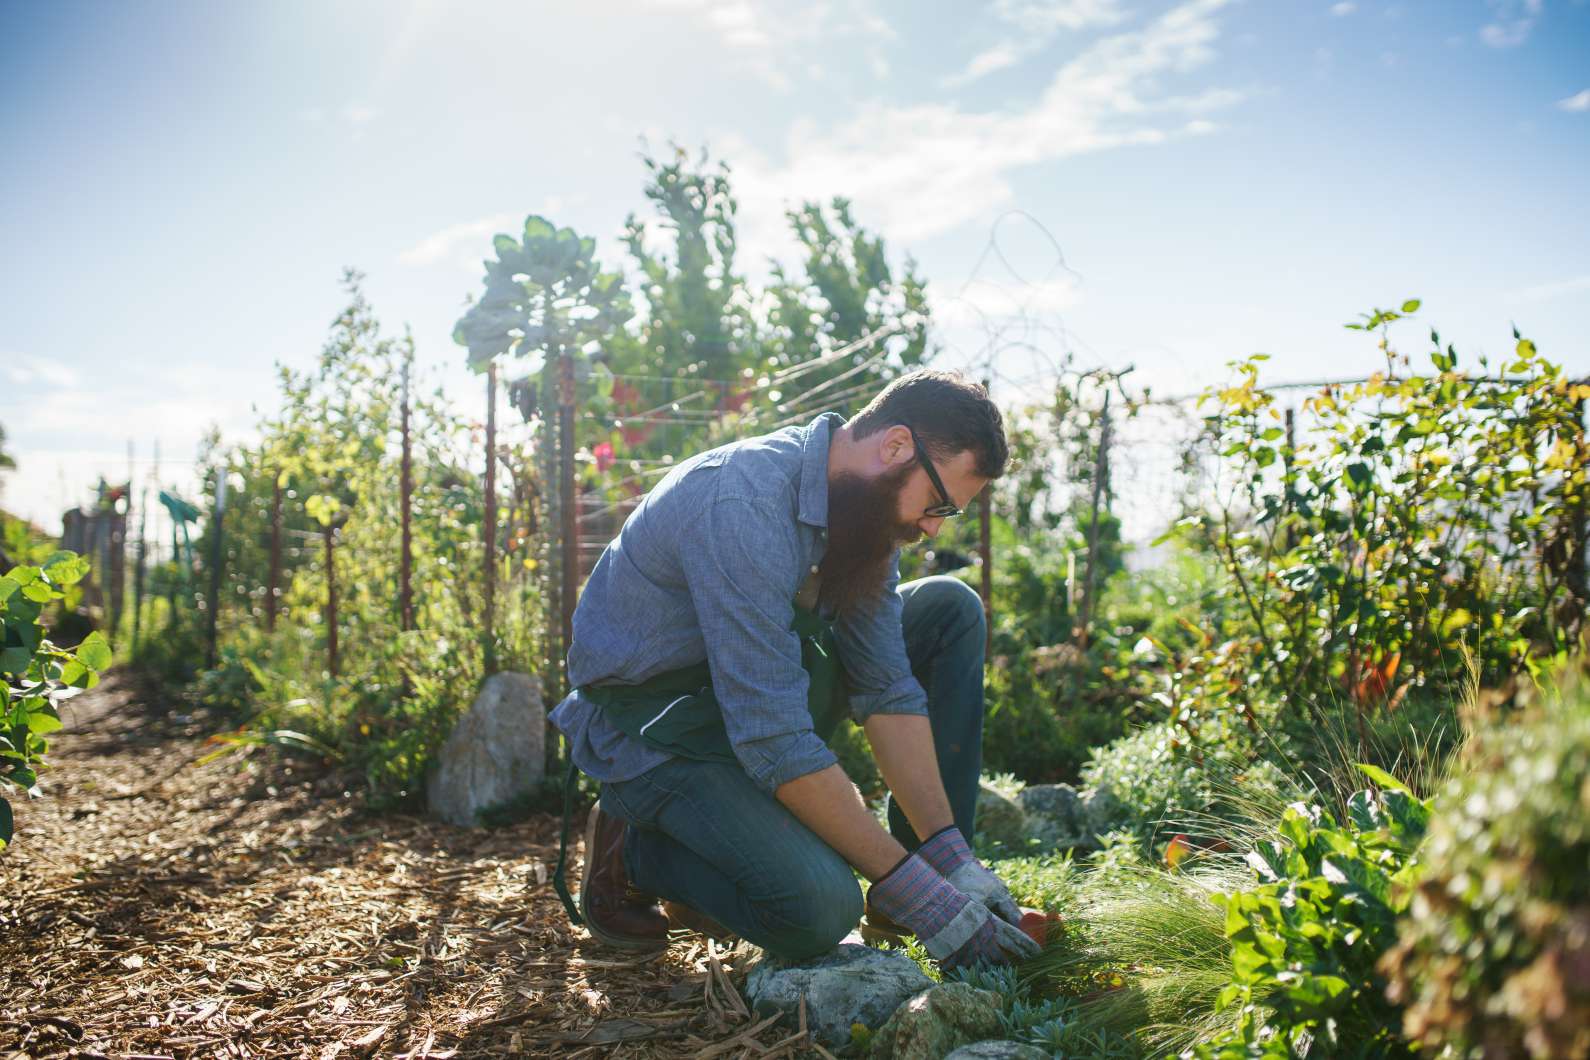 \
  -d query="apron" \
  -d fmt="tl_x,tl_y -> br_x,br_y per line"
551,601 -> 848,926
